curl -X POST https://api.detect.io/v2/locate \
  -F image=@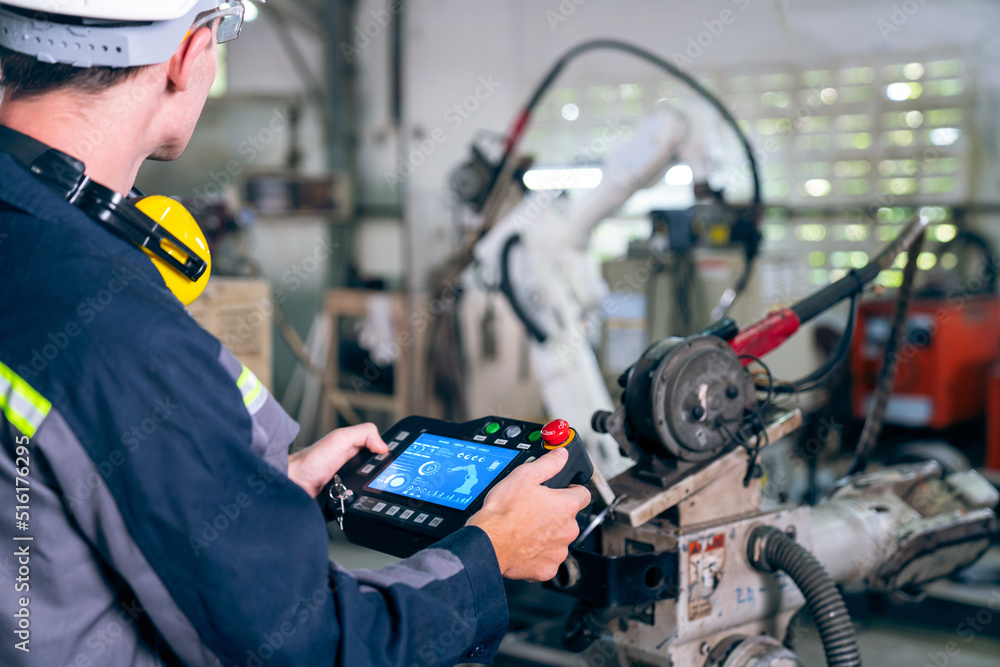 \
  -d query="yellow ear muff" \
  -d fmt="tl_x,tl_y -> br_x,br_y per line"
134,195 -> 211,306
